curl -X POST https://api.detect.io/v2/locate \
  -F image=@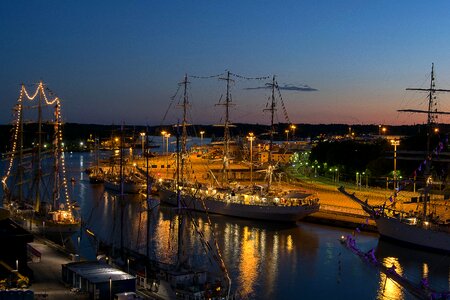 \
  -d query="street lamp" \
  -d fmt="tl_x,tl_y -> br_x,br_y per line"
247,133 -> 255,184
165,133 -> 171,155
165,133 -> 171,176
161,130 -> 167,155
382,127 -> 387,135
356,172 -> 359,188
200,131 -> 205,146
290,124 -> 296,140
285,129 -> 289,142
140,132 -> 146,156
391,139 -> 400,193
109,276 -> 112,300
